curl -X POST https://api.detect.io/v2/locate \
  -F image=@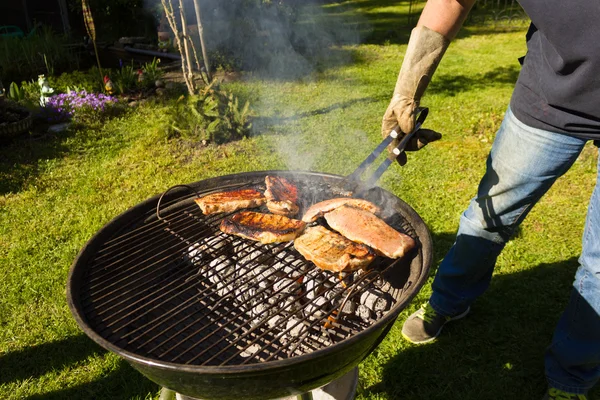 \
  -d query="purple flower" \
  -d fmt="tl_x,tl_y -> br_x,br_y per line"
43,90 -> 118,123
